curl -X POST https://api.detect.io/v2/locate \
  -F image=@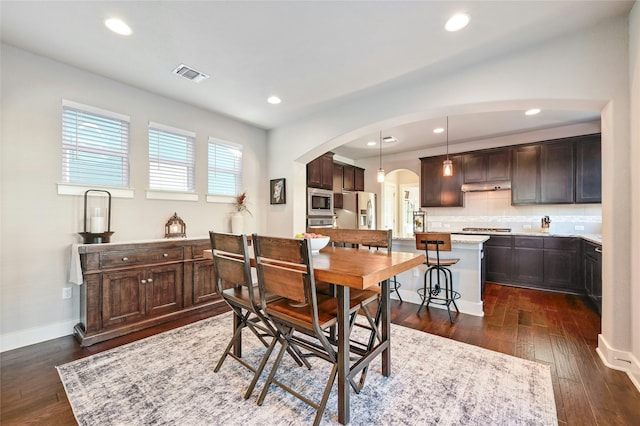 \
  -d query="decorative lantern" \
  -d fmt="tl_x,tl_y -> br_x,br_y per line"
413,211 -> 426,233
165,212 -> 186,238
79,189 -> 114,244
